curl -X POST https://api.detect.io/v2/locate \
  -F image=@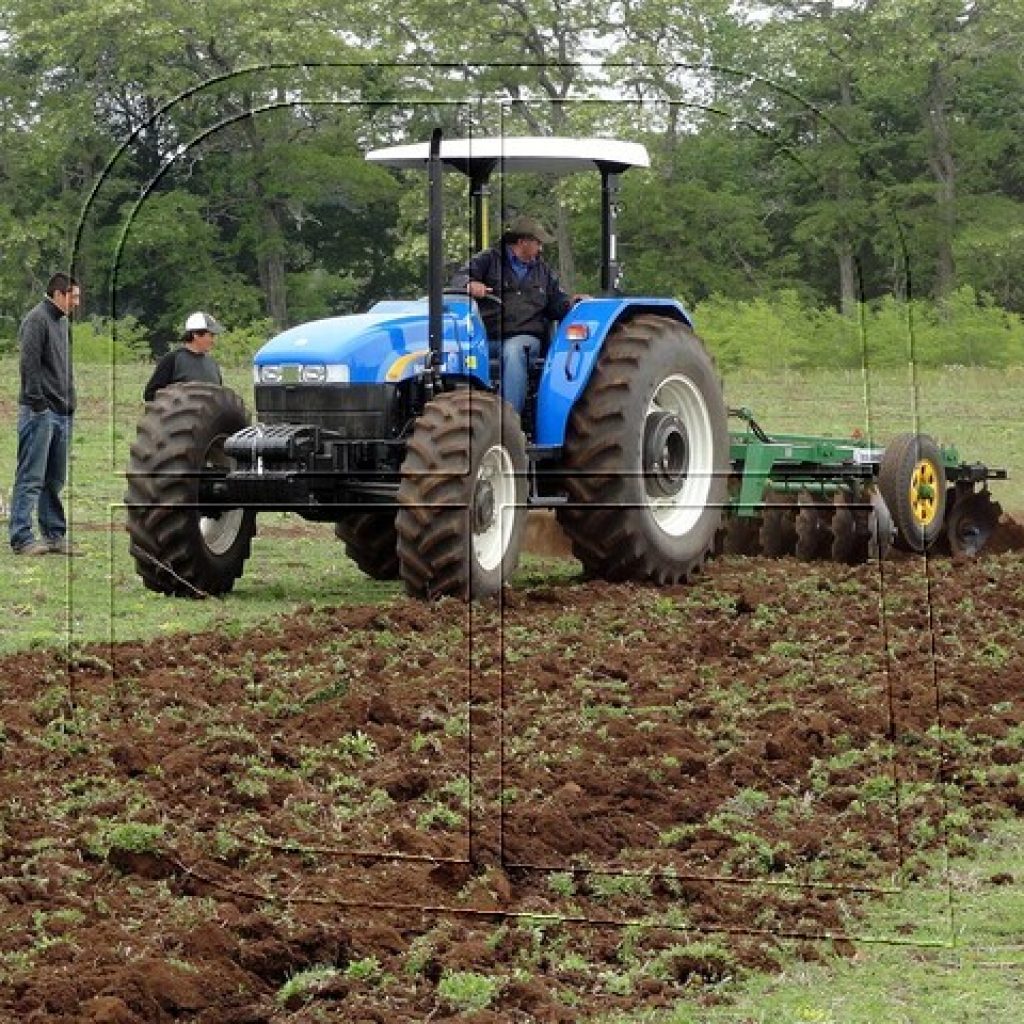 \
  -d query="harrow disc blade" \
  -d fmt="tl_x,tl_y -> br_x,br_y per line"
795,493 -> 832,560
760,495 -> 797,557
721,515 -> 764,556
831,493 -> 865,564
867,489 -> 895,561
946,490 -> 1002,557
